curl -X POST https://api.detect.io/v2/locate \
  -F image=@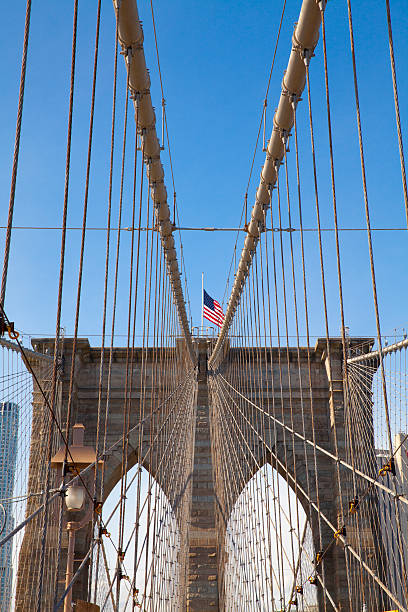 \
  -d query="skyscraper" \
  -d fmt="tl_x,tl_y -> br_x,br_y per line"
0,402 -> 19,611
